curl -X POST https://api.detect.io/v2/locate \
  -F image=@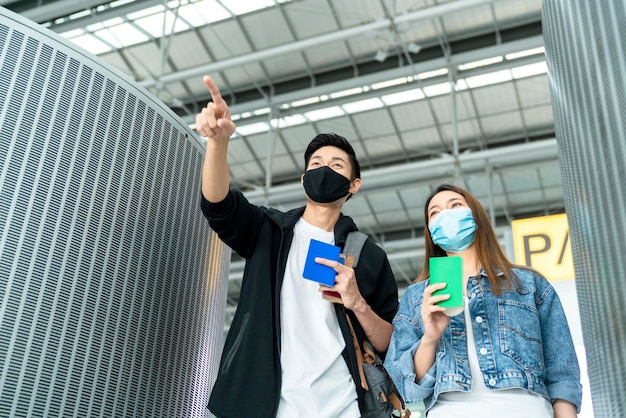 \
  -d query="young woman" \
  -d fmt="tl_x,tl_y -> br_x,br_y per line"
384,184 -> 582,417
